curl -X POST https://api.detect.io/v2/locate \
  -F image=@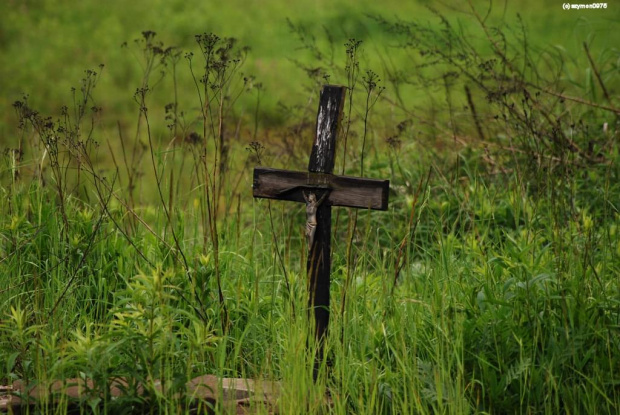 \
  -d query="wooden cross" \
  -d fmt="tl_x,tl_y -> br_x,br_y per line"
252,85 -> 389,376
